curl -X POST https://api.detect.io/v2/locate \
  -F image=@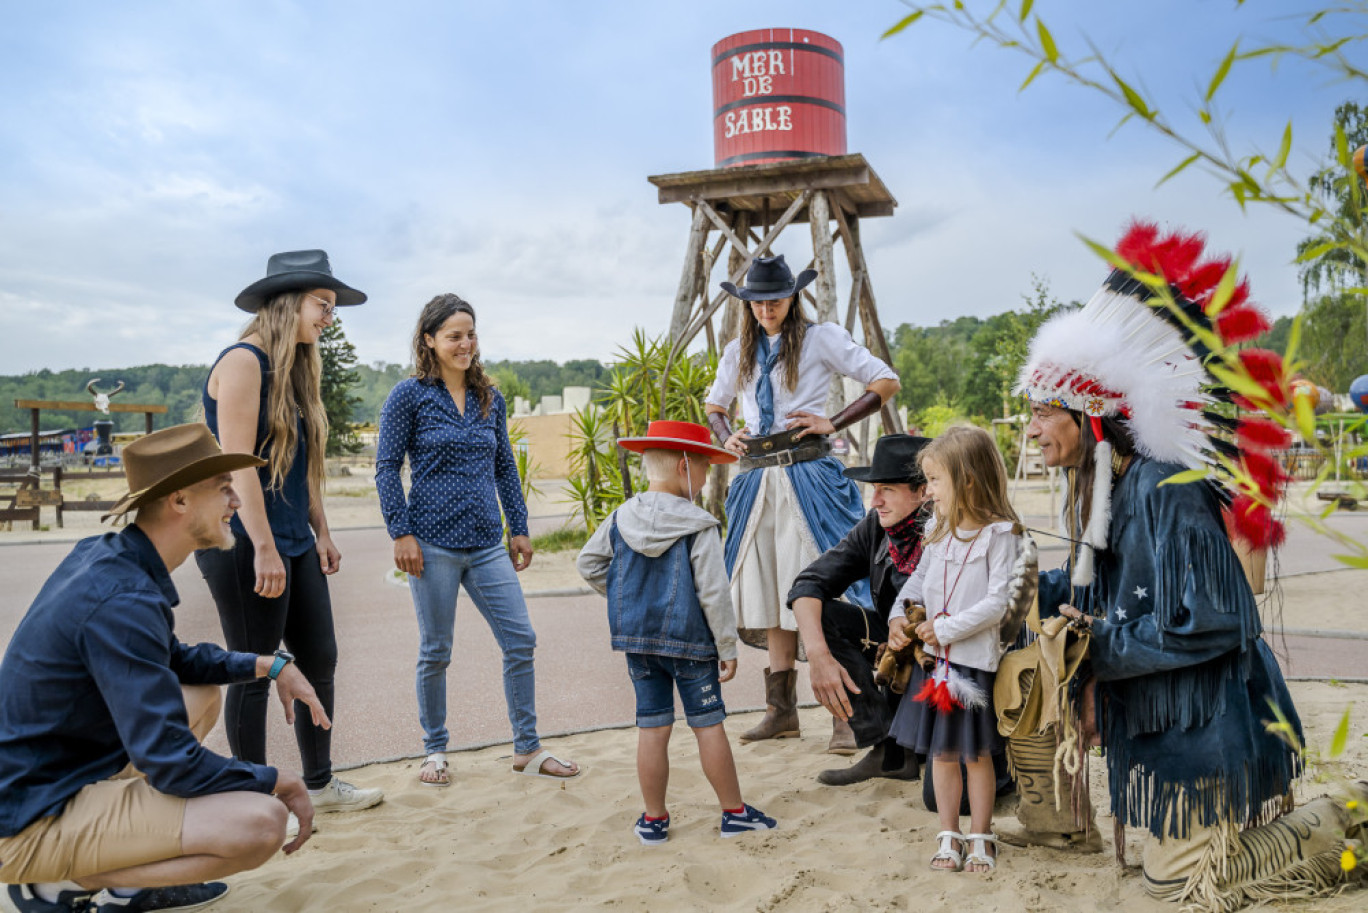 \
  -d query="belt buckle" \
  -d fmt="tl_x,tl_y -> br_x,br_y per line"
775,449 -> 795,468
